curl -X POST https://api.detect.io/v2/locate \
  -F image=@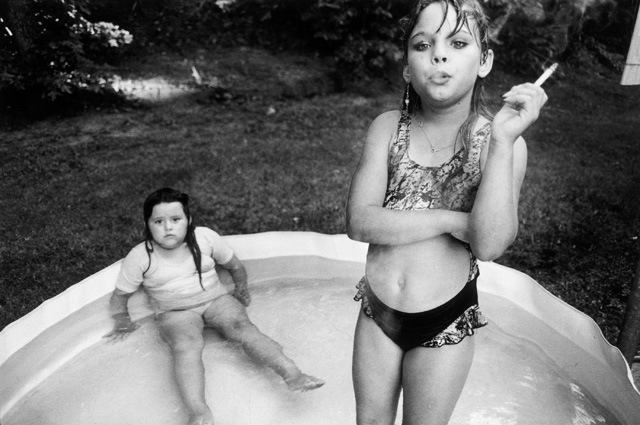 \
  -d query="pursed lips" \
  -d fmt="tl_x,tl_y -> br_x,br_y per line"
430,71 -> 452,84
